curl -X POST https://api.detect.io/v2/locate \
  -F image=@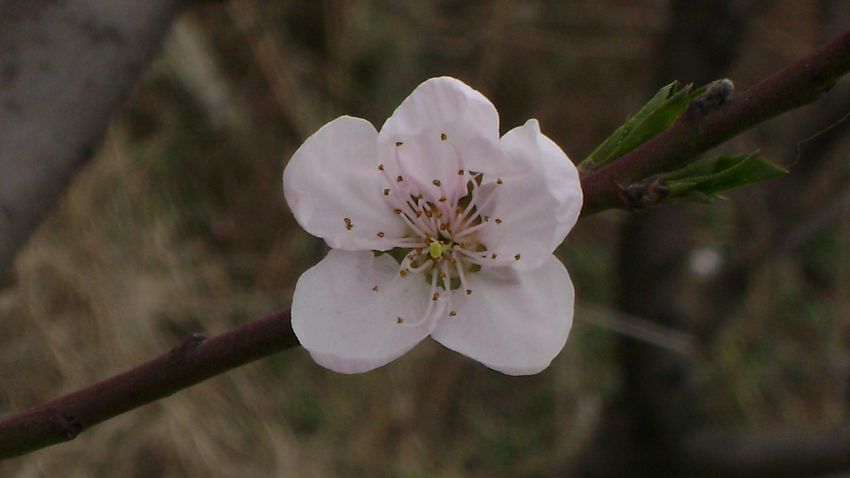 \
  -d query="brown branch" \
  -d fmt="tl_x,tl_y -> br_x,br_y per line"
0,309 -> 296,460
580,27 -> 850,215
2,26 -> 850,465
